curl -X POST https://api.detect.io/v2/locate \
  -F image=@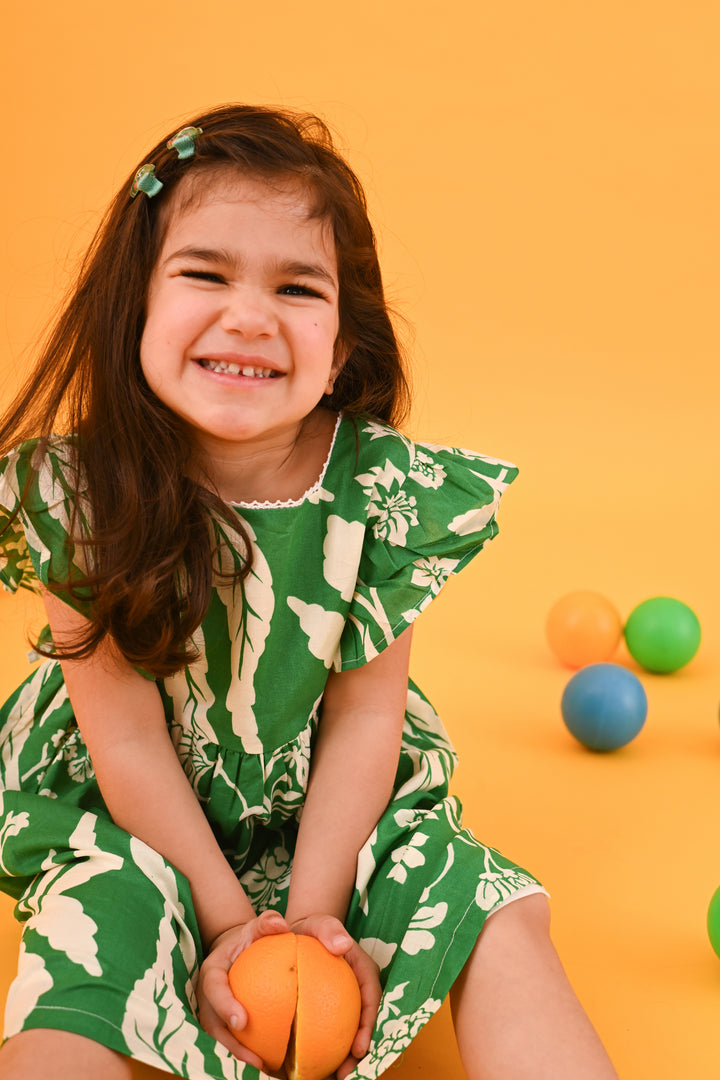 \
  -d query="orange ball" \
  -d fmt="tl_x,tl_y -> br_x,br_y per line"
546,591 -> 623,668
228,932 -> 362,1080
